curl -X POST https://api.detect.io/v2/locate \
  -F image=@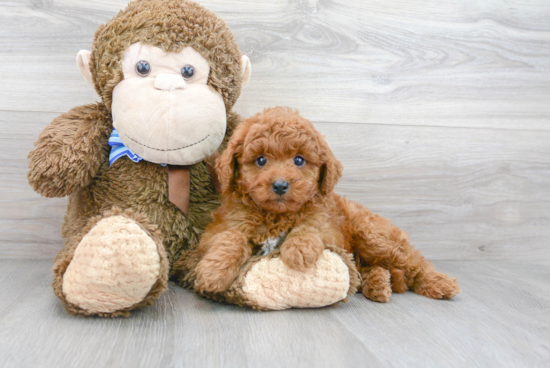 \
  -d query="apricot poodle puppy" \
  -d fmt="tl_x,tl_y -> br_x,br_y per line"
194,107 -> 460,302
